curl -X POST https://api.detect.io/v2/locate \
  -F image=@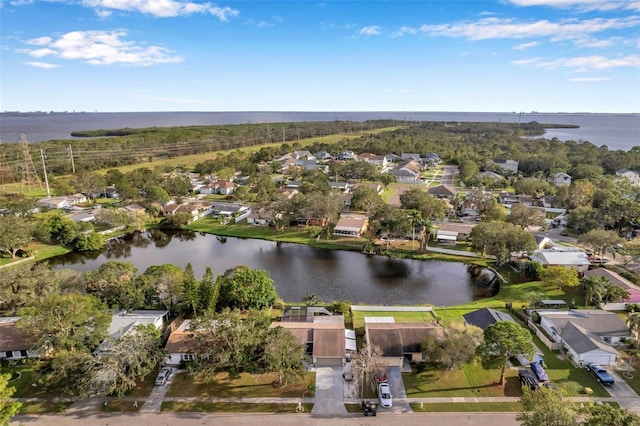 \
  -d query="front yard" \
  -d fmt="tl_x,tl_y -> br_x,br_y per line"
165,371 -> 315,398
403,363 -> 521,397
